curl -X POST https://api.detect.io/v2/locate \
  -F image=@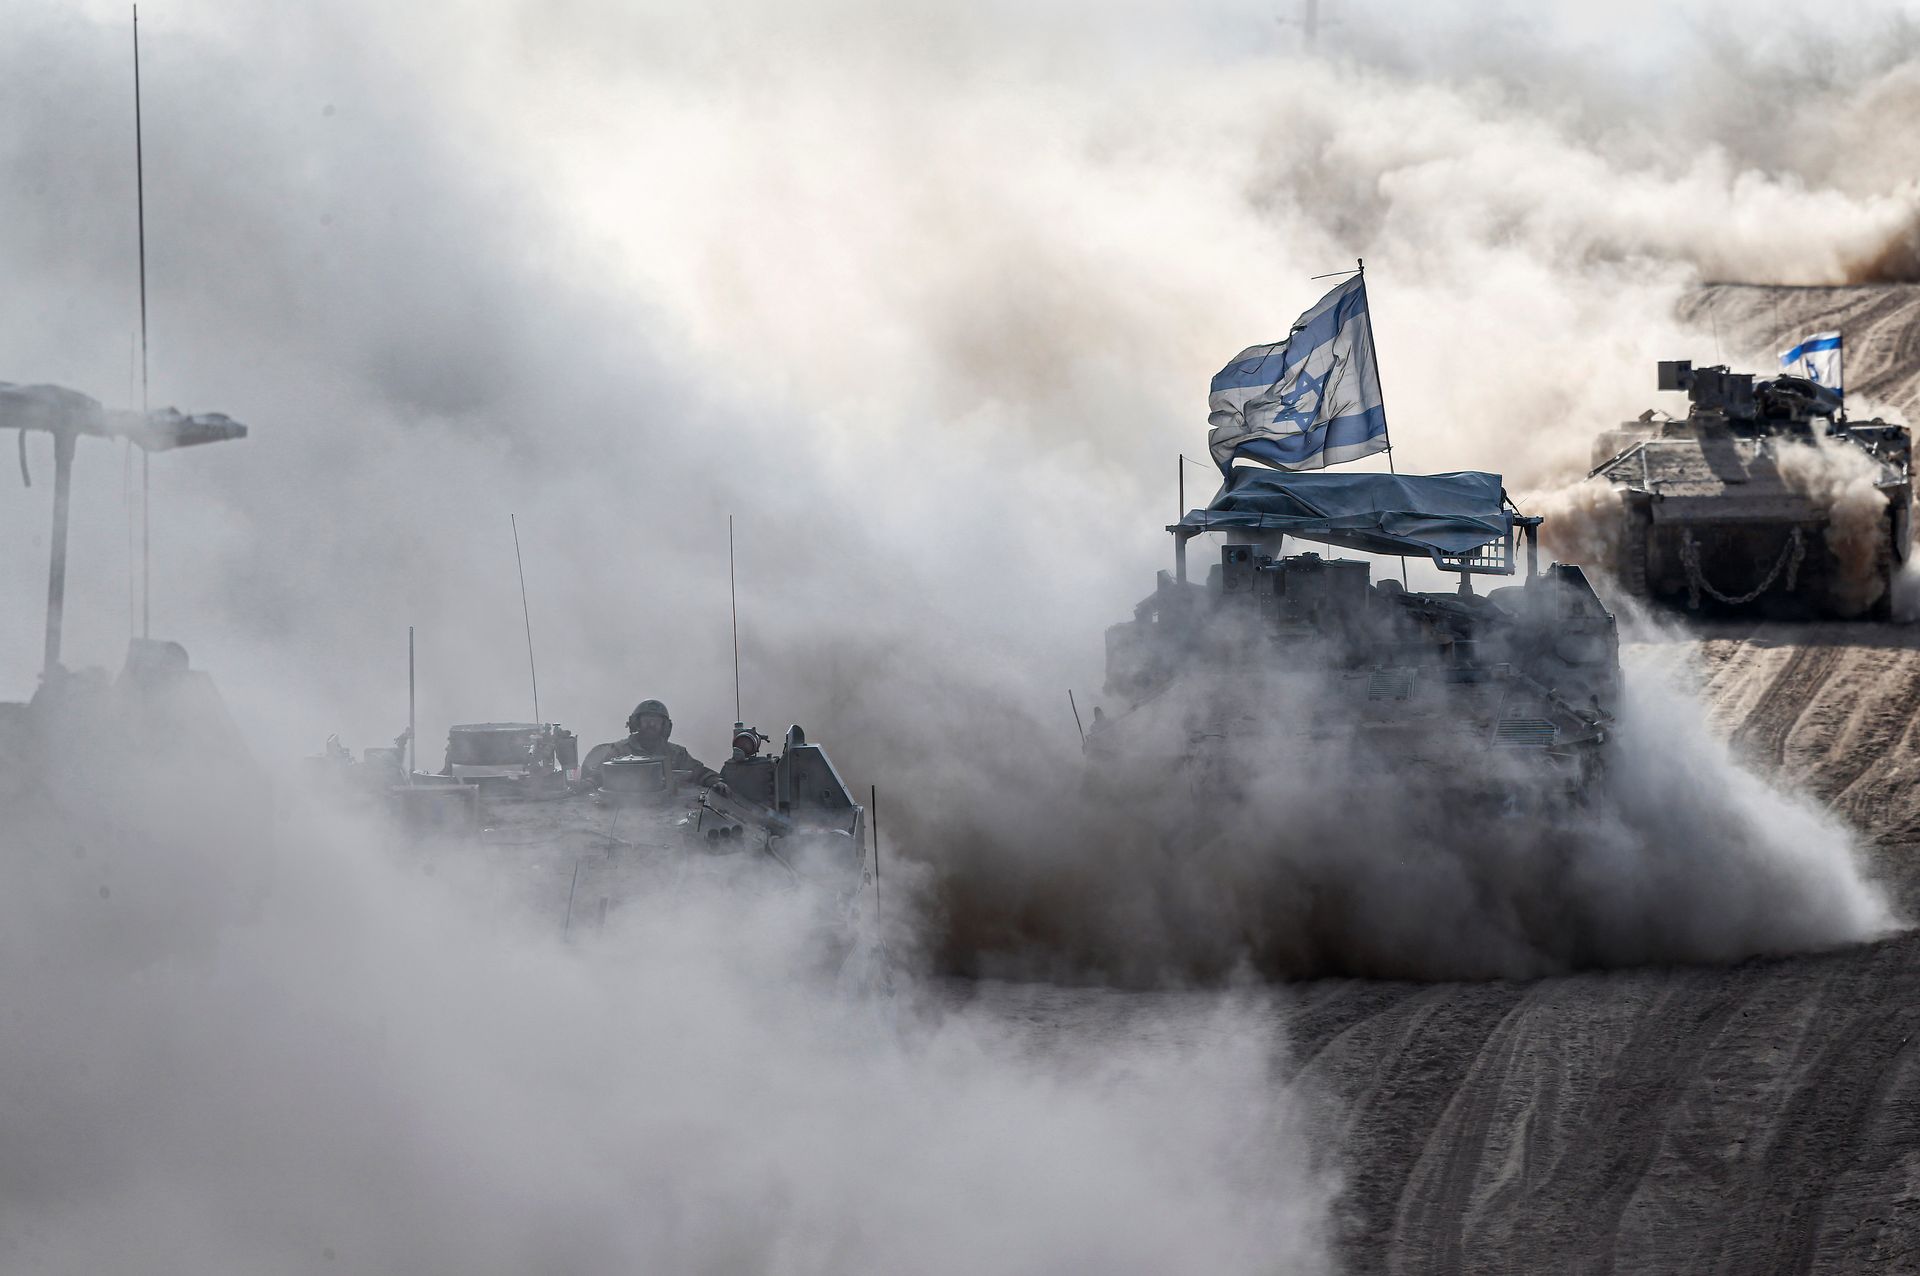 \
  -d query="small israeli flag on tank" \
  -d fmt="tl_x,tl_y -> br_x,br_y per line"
1780,331 -> 1843,393
1207,274 -> 1389,473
